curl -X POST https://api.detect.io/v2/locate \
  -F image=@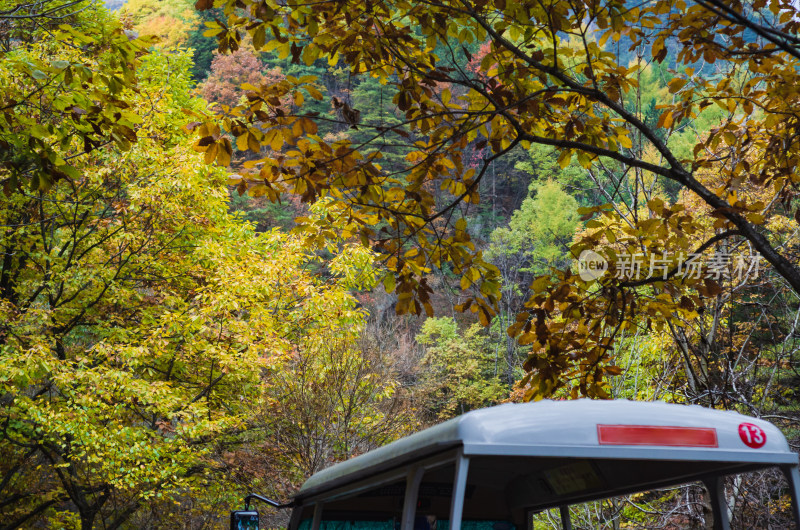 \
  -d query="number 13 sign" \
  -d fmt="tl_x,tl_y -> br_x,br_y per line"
738,423 -> 767,449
